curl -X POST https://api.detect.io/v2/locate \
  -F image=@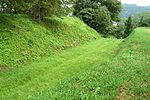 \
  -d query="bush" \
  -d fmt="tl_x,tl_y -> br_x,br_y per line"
114,23 -> 125,39
132,12 -> 150,27
124,16 -> 135,38
139,16 -> 150,27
